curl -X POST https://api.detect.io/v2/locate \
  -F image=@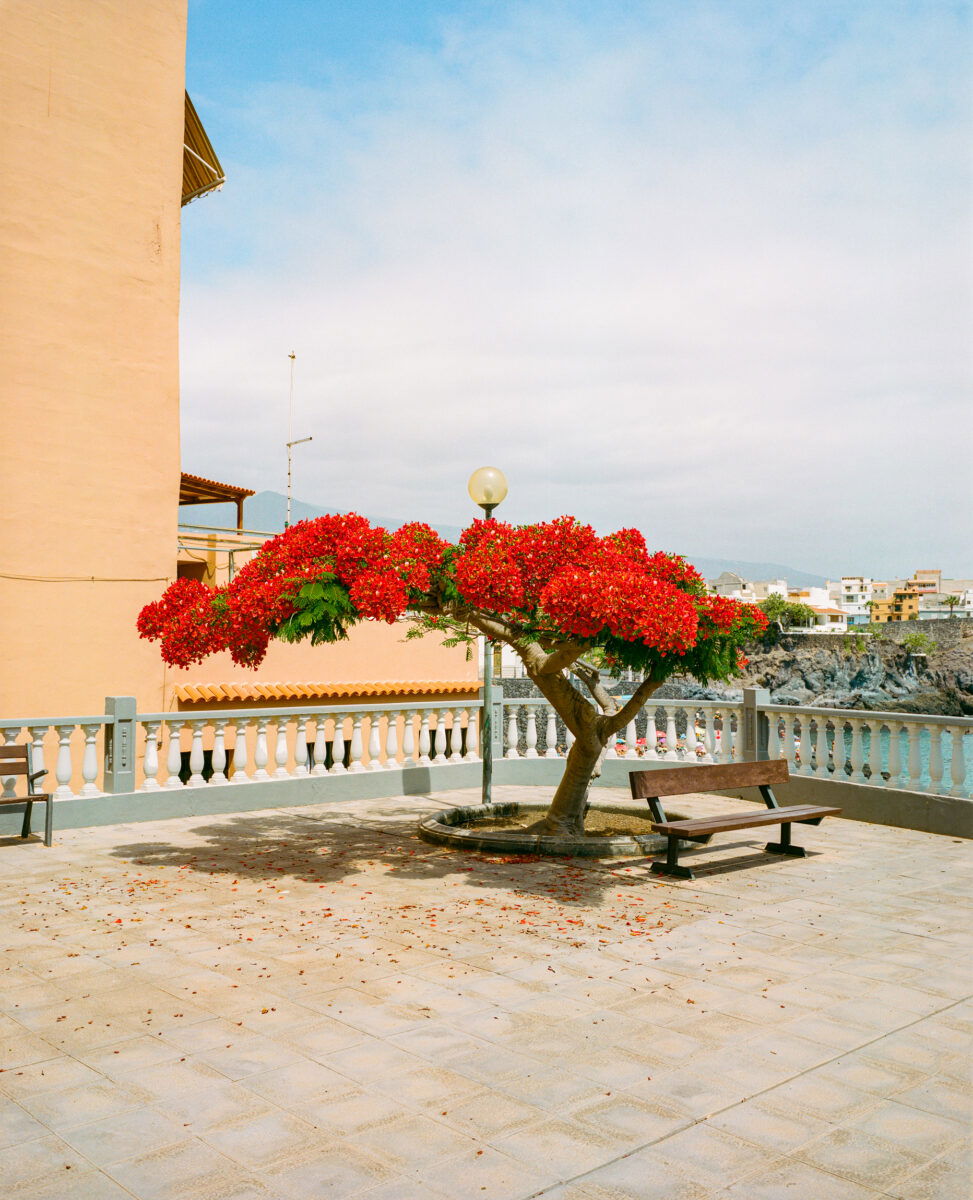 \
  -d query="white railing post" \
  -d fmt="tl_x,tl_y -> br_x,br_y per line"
187,720 -> 206,787
464,708 -> 478,760
832,717 -> 847,781
232,721 -> 250,782
719,711 -> 734,764
866,721 -> 884,787
449,709 -> 464,763
766,711 -> 780,763
664,710 -> 679,761
368,714 -> 383,771
273,720 -> 290,779
433,711 -> 448,764
505,708 -> 519,758
886,720 -> 902,789
2,727 -> 23,798
683,708 -> 698,760
949,727 -> 967,797
624,718 -> 638,758
164,721 -> 183,788
211,719 -> 228,784
385,712 -> 399,768
907,722 -> 922,791
849,719 -> 867,785
141,721 -> 161,791
349,714 -> 365,772
294,717 -> 310,777
402,711 -> 417,765
330,715 -> 347,774
253,718 -> 270,781
524,708 -> 538,758
312,719 -> 328,776
27,725 -> 48,794
645,708 -> 659,760
927,726 -> 943,795
79,723 -> 101,796
545,708 -> 559,759
417,711 -> 432,765
54,724 -> 76,798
